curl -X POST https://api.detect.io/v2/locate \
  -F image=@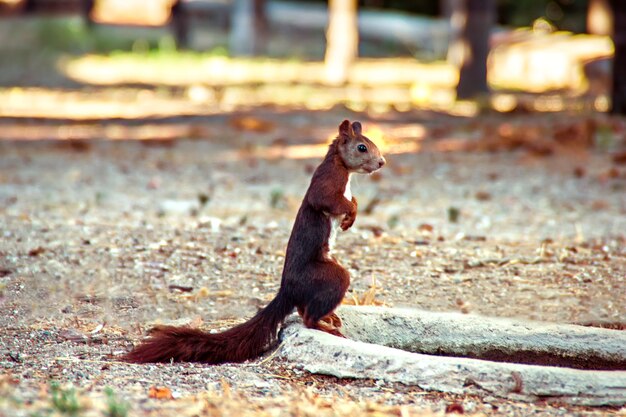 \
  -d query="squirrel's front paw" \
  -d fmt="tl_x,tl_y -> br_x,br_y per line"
340,213 -> 355,230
